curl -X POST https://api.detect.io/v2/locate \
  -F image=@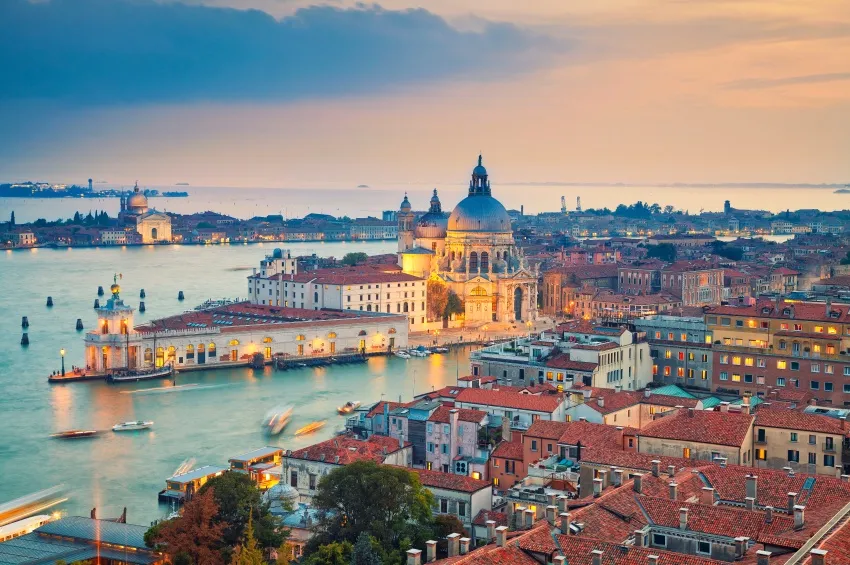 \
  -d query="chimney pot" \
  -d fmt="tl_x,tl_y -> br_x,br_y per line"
447,533 -> 460,557
651,460 -> 661,477
794,505 -> 805,529
634,529 -> 646,547
546,505 -> 558,524
756,550 -> 771,565
746,497 -> 755,511
459,538 -> 470,555
593,478 -> 603,497
633,473 -> 643,494
495,526 -> 508,547
810,549 -> 828,565
701,487 -> 715,505
669,482 -> 678,500
591,549 -> 603,565
842,475 -> 850,483
720,401 -> 730,413
553,557 -> 565,565
485,520 -> 496,542
746,474 -> 758,502
524,508 -> 535,529
647,556 -> 659,565
787,492 -> 798,514
406,549 -> 422,565
560,512 -> 571,535
734,536 -> 750,558
667,464 -> 675,478
765,506 -> 773,523
557,494 -> 569,513
613,468 -> 623,487
679,507 -> 688,530
425,541 -> 437,563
